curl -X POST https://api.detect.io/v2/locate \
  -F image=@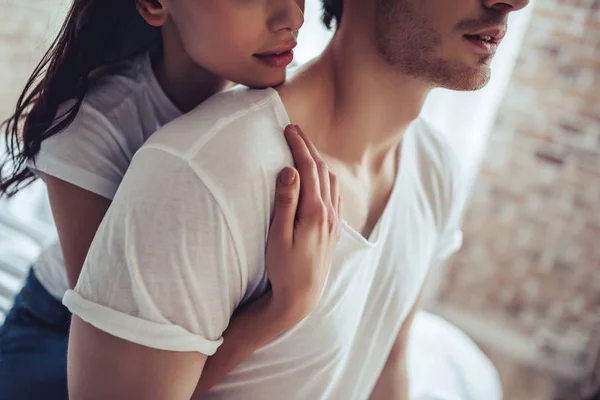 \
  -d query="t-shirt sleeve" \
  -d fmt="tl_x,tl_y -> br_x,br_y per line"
432,142 -> 466,262
433,223 -> 464,261
63,147 -> 244,355
27,101 -> 131,199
